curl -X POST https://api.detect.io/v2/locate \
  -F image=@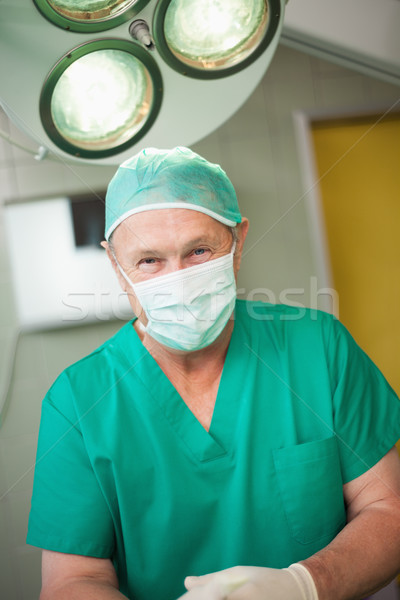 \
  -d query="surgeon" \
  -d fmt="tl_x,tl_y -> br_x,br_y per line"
27,147 -> 400,600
